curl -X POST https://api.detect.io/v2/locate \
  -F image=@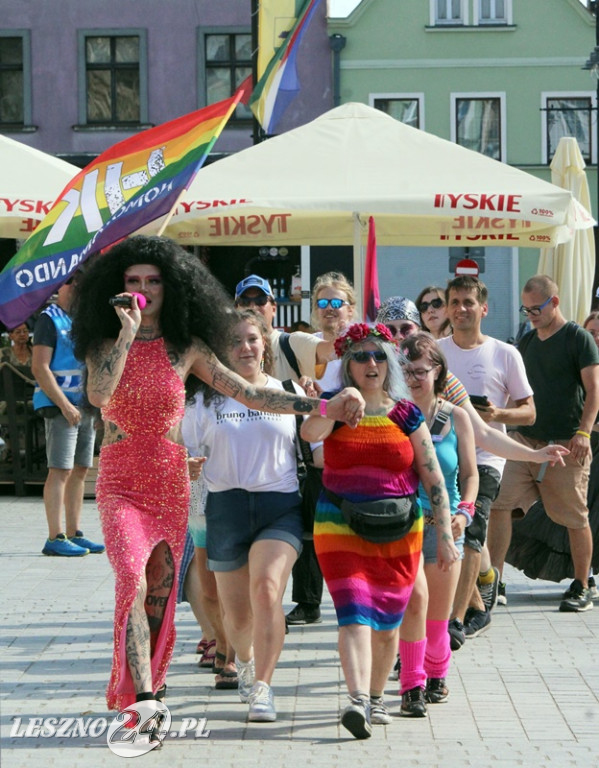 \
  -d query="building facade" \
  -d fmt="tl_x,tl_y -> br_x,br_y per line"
329,0 -> 596,339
